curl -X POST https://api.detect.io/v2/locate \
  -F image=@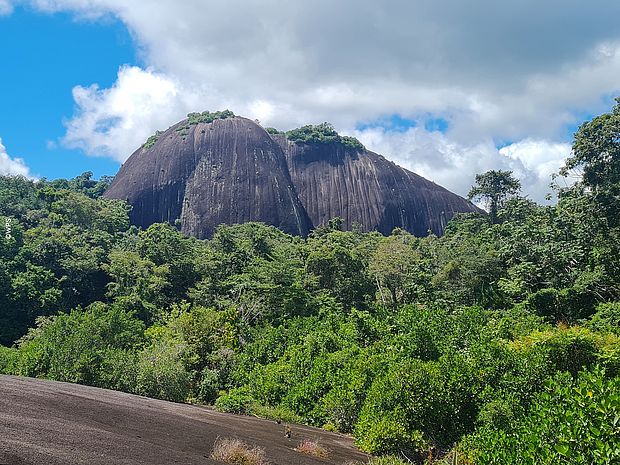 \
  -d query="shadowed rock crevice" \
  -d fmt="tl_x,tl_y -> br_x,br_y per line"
104,115 -> 481,237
